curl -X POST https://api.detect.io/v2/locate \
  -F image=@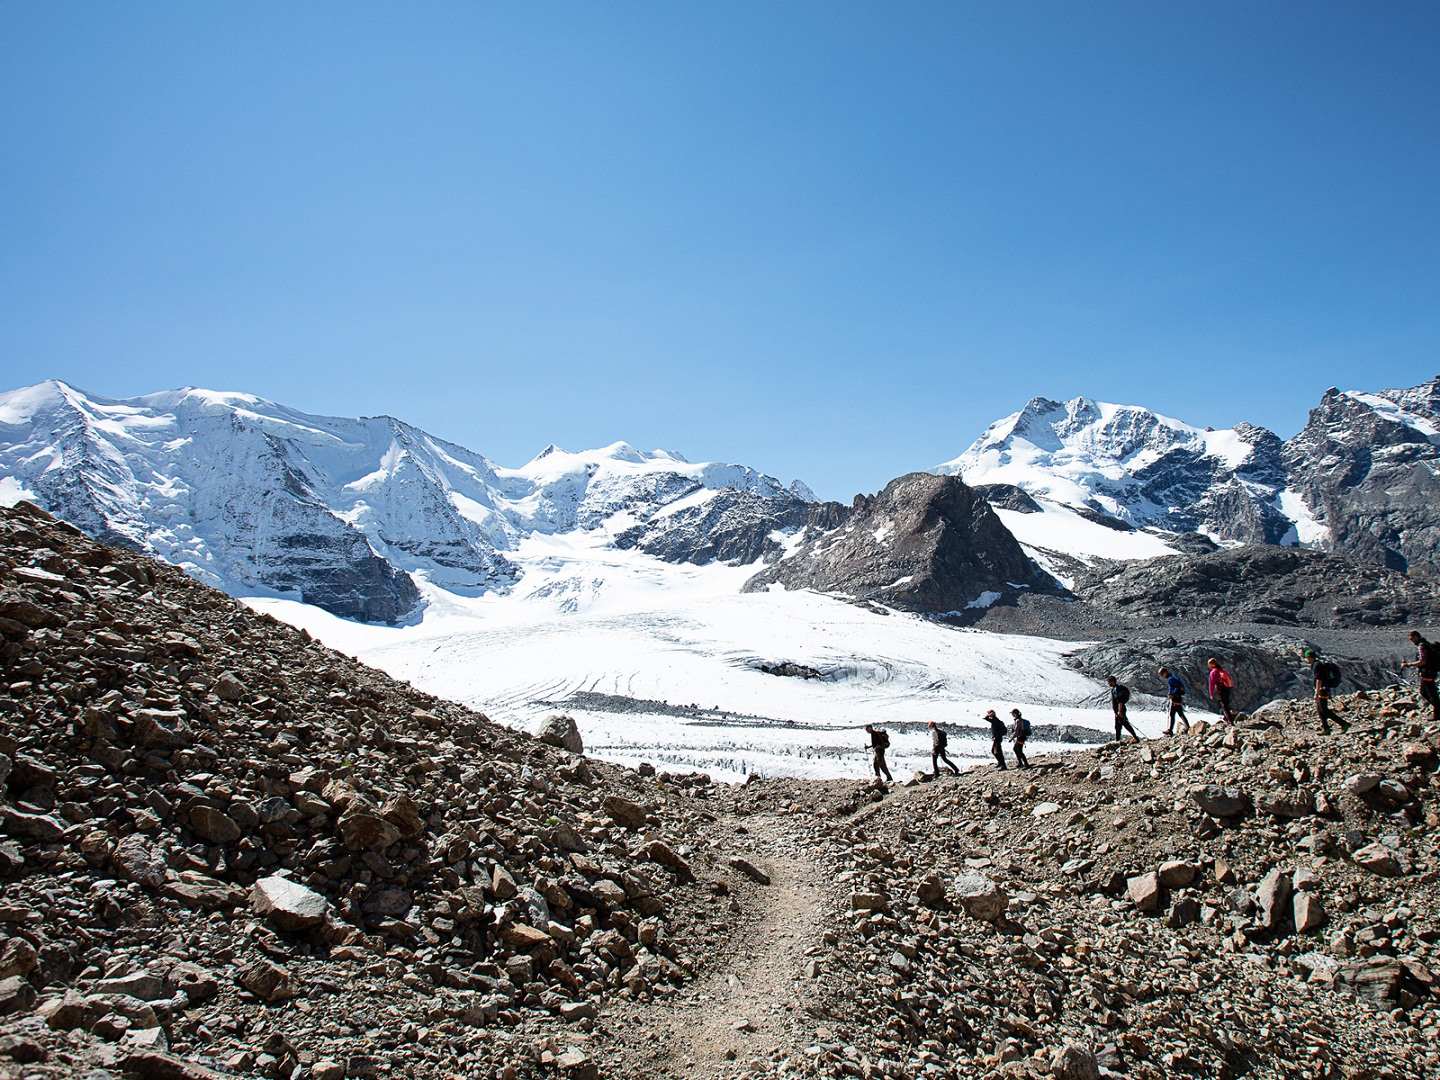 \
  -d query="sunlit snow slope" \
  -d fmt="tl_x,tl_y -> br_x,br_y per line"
249,545 -> 1137,781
